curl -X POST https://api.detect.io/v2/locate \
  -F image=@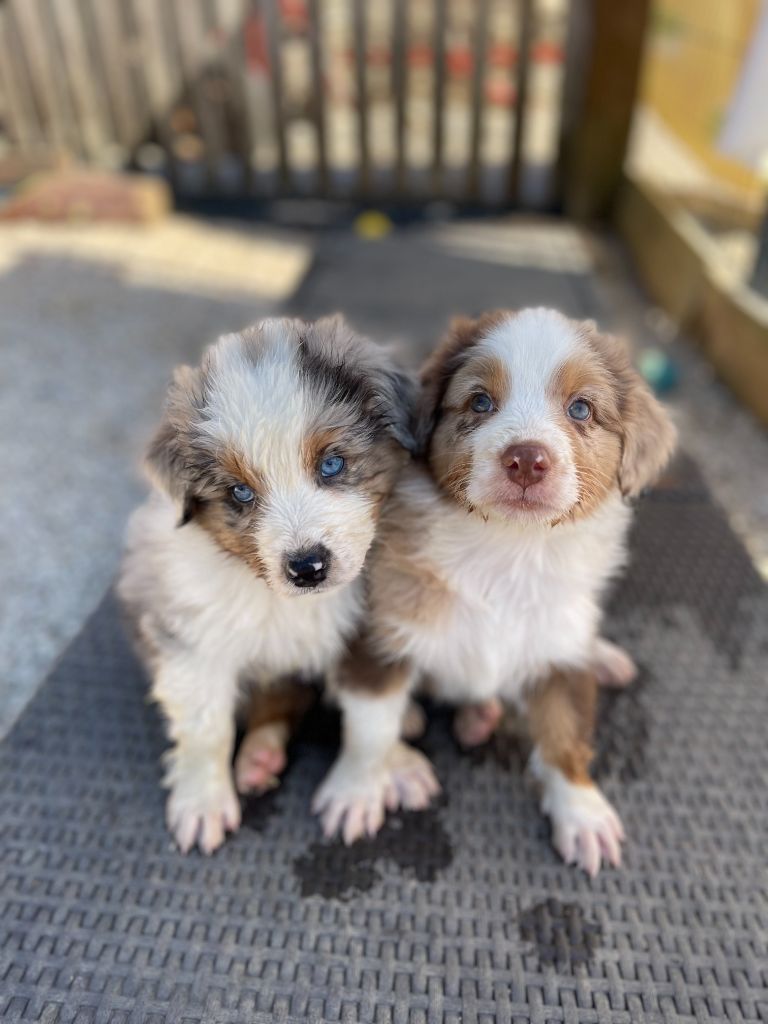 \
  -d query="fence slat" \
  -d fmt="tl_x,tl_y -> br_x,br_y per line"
352,0 -> 369,194
431,0 -> 447,195
392,0 -> 408,194
262,0 -> 290,190
211,0 -> 256,193
169,0 -> 224,189
85,0 -> 145,148
508,0 -> 534,203
10,0 -> 80,154
307,0 -> 328,193
467,0 -> 490,199
51,0 -> 112,161
0,12 -> 43,154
